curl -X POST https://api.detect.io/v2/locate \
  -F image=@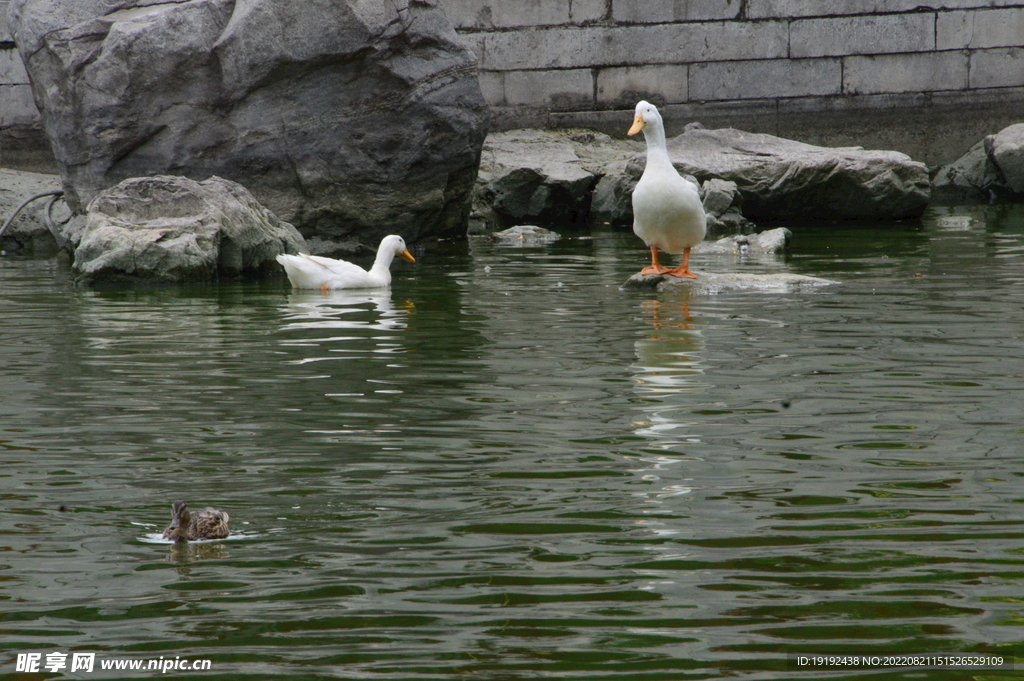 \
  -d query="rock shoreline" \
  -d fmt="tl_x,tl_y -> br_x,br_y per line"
3,123 -> 1022,283
471,123 -> 943,235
